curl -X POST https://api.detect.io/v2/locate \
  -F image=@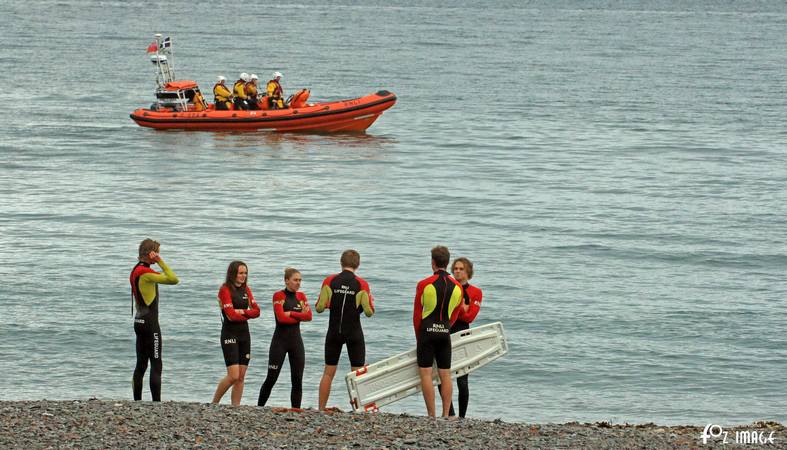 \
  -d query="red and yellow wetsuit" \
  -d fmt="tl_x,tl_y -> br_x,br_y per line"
130,259 -> 179,320
129,259 -> 179,401
413,269 -> 463,369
